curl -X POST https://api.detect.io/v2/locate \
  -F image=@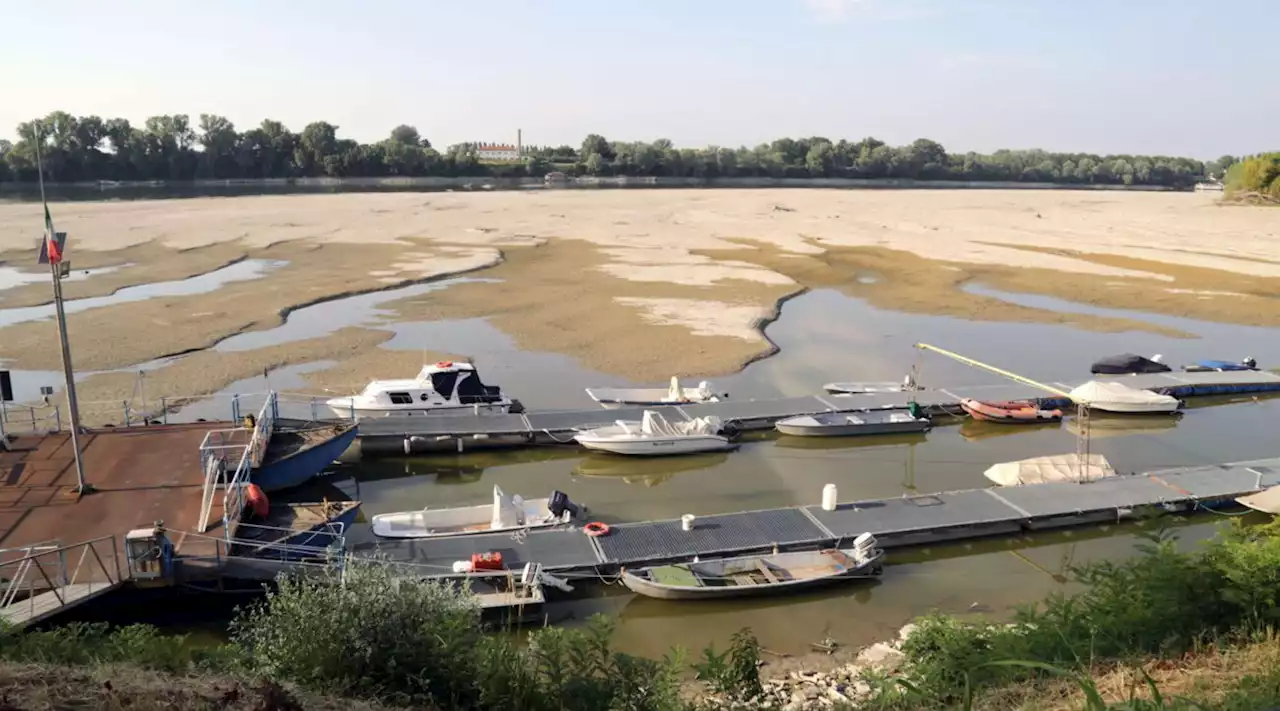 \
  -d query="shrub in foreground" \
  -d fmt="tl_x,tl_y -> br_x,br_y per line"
891,519 -> 1280,706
